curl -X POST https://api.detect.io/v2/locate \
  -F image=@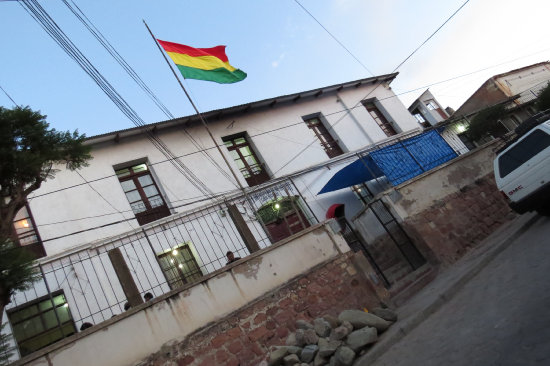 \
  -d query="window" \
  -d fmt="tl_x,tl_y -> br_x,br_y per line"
157,244 -> 203,289
7,291 -> 76,357
364,103 -> 397,137
12,204 -> 46,259
498,129 -> 550,178
115,163 -> 170,225
425,100 -> 438,110
304,116 -> 343,158
223,133 -> 270,186
351,184 -> 374,205
412,110 -> 431,128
